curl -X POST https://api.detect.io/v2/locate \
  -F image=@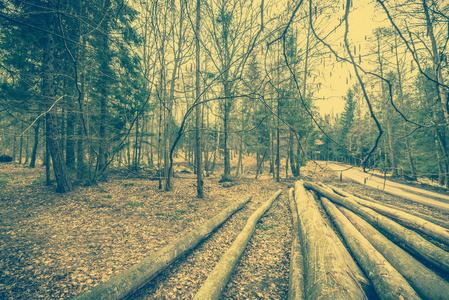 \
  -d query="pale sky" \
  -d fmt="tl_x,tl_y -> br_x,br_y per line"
315,0 -> 379,116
